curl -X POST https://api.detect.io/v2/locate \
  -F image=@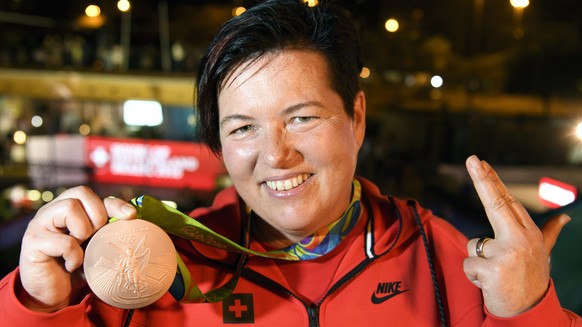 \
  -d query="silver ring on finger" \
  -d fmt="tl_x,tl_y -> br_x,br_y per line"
475,237 -> 492,259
